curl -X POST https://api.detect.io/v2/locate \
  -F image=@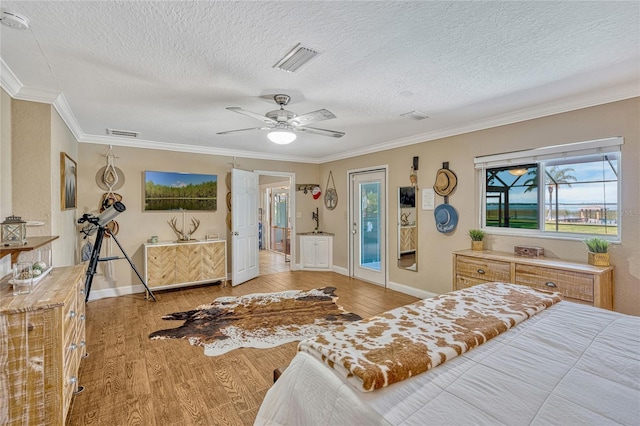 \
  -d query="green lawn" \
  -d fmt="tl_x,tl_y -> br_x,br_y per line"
543,222 -> 618,235
486,220 -> 618,236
